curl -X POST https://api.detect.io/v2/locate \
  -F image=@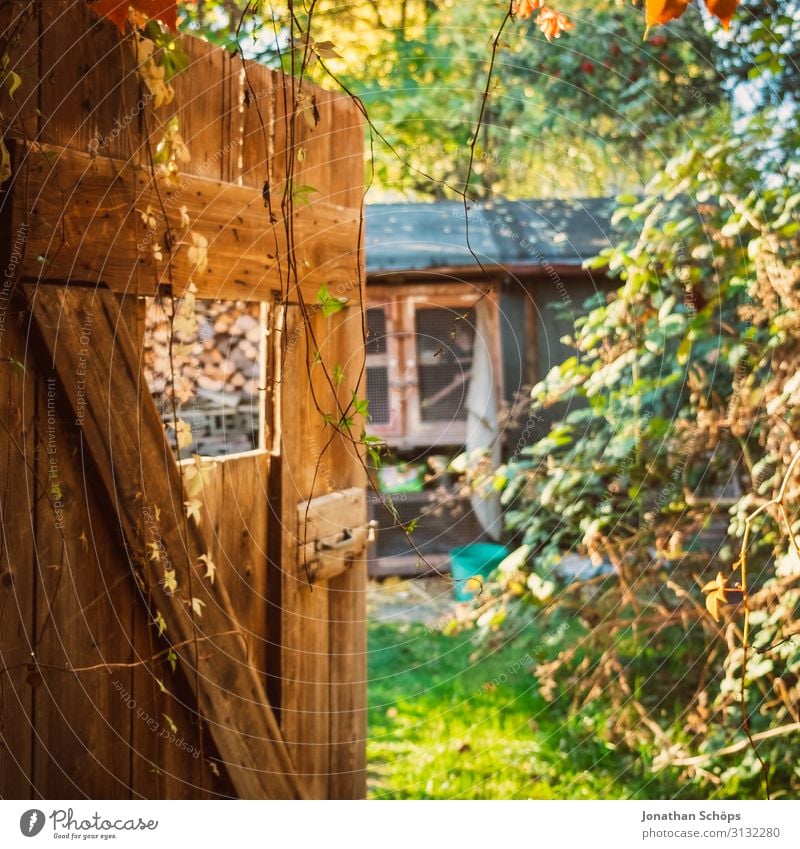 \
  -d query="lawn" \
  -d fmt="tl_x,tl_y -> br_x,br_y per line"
367,618 -> 700,800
